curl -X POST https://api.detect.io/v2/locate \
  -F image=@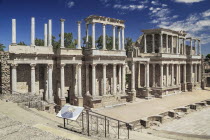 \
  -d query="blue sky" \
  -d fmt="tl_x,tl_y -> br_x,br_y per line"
0,0 -> 210,55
